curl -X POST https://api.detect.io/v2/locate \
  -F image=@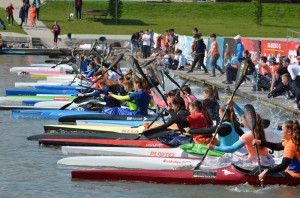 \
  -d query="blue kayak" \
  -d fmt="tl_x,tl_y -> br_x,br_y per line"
12,109 -> 100,119
6,89 -> 79,96
12,109 -> 158,120
22,100 -> 47,106
35,85 -> 80,90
